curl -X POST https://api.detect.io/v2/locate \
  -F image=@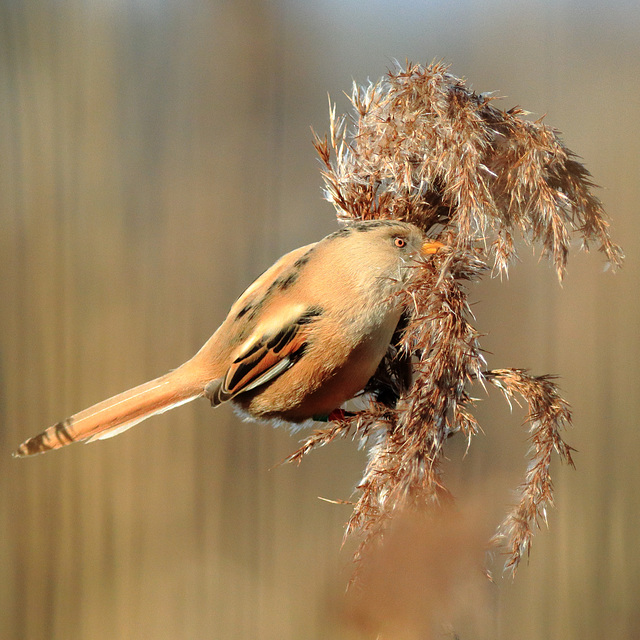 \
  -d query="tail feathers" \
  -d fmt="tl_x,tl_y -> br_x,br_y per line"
13,367 -> 205,457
